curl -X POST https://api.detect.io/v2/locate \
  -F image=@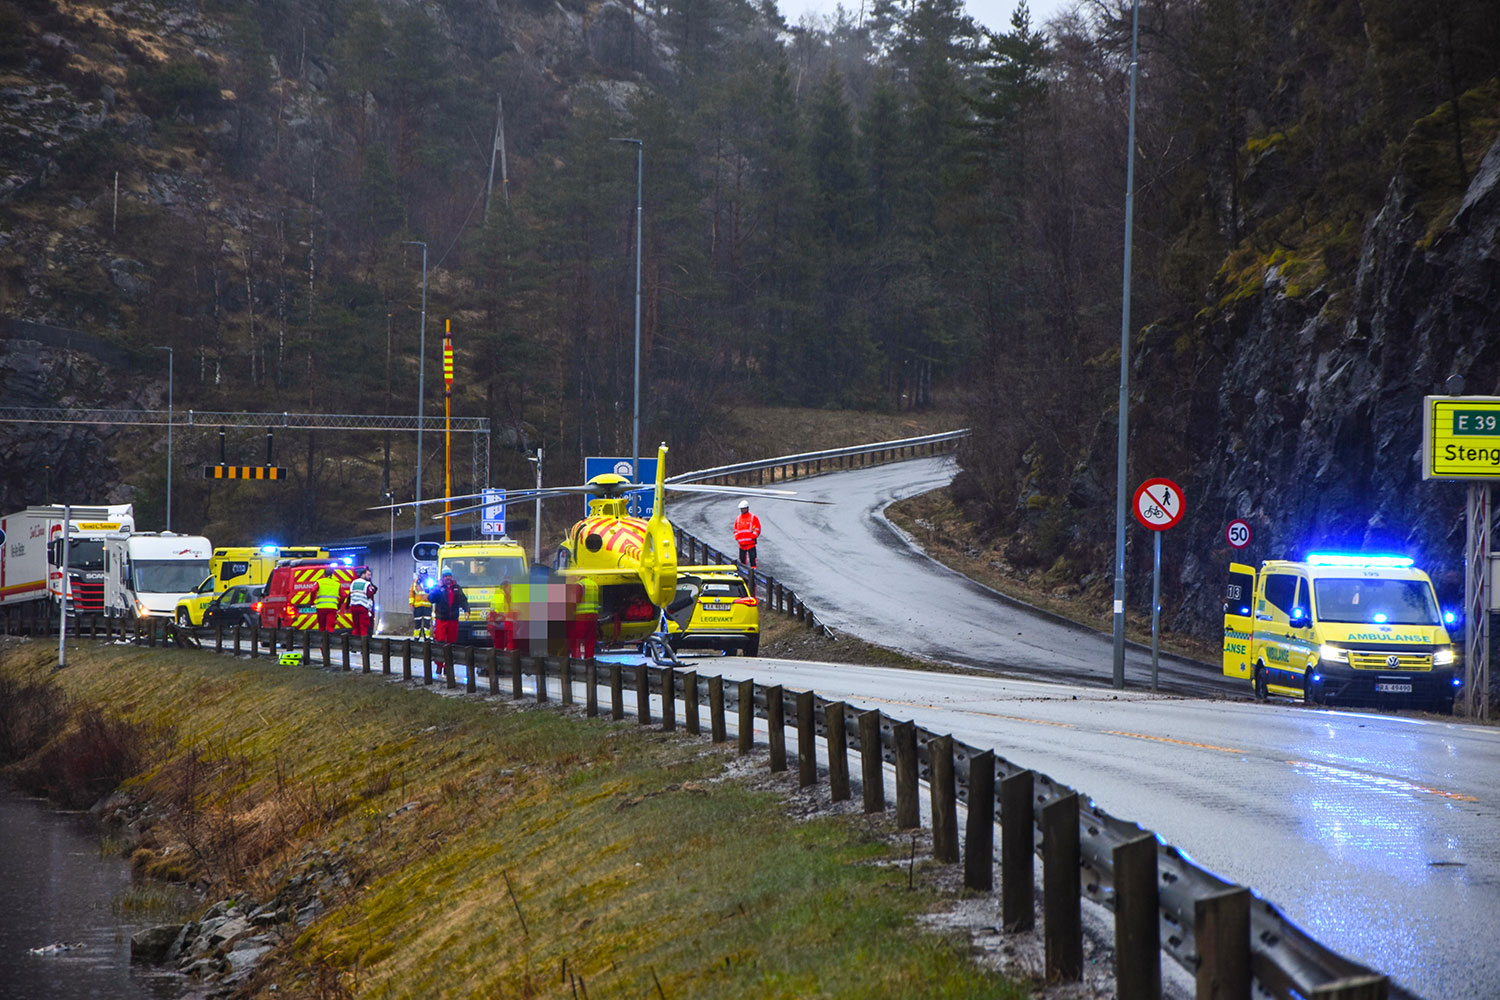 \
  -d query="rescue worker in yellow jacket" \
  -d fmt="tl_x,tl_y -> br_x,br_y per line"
487,579 -> 514,651
409,570 -> 432,639
314,573 -> 343,632
569,574 -> 601,660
